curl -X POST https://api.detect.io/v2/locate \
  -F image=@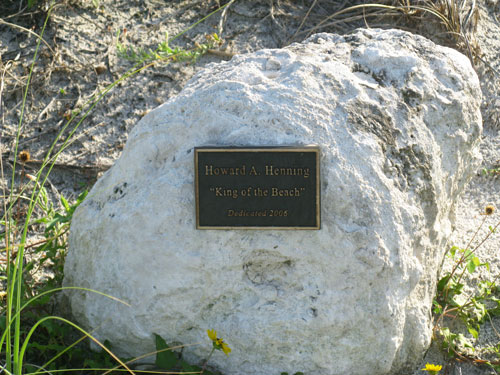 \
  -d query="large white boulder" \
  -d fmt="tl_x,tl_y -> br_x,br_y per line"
64,29 -> 482,375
